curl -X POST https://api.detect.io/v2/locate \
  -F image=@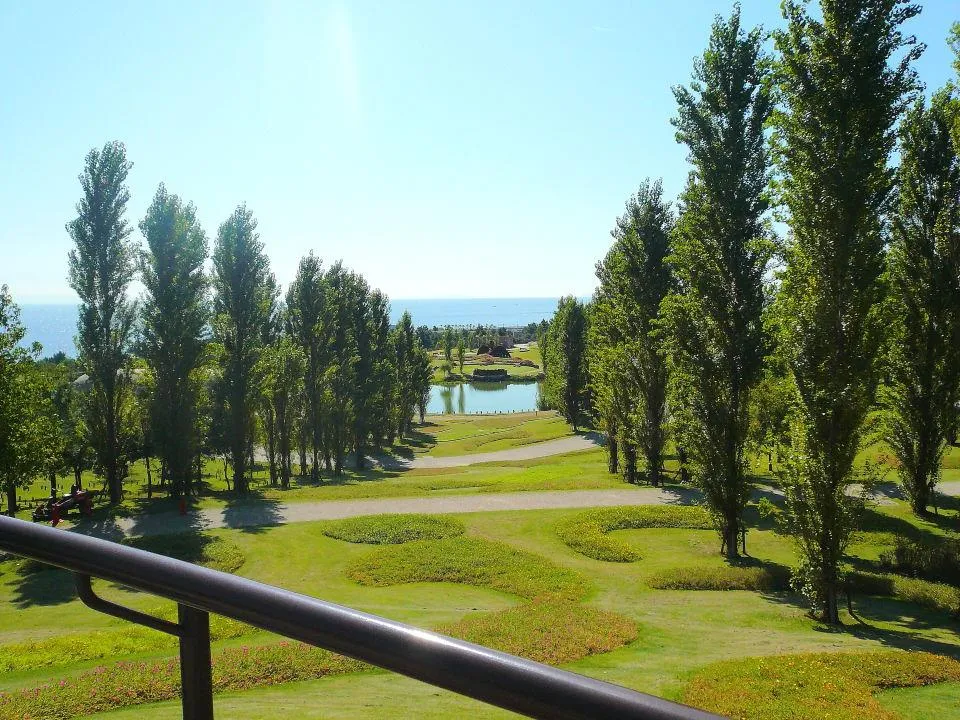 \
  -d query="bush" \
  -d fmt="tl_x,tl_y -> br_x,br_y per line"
121,533 -> 245,574
321,514 -> 465,544
0,641 -> 365,720
850,571 -> 960,615
347,536 -> 588,600
437,598 -> 637,665
555,506 -> 713,562
682,650 -> 960,720
879,536 -> 960,586
648,565 -> 790,592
